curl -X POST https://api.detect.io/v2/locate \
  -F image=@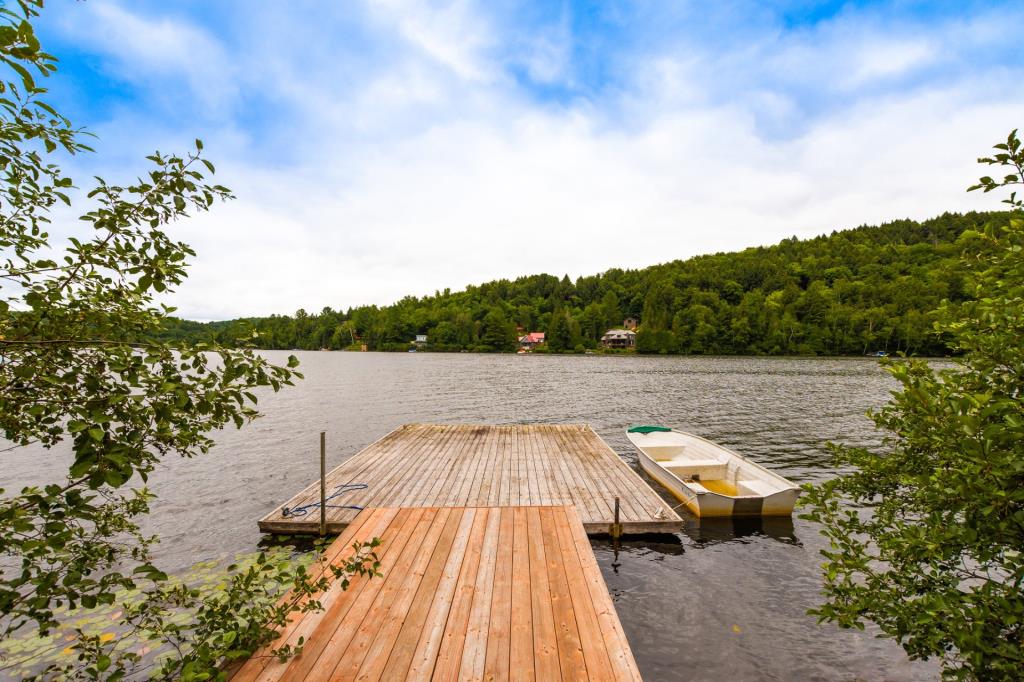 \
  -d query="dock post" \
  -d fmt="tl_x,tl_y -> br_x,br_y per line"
611,496 -> 622,539
611,496 -> 622,568
319,431 -> 326,537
